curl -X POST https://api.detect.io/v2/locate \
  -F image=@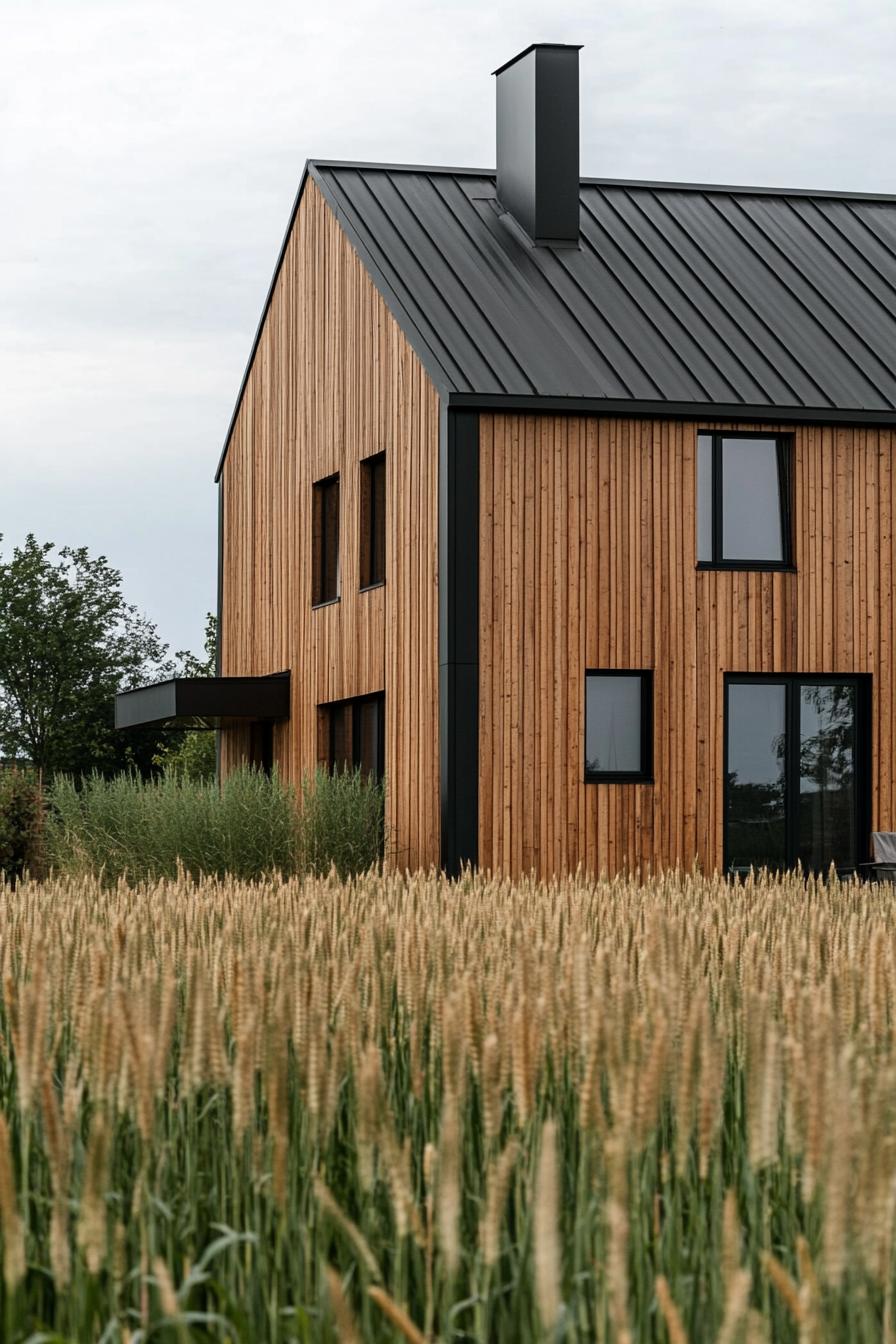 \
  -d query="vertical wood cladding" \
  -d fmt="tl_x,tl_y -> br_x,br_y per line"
219,178 -> 440,871
479,414 -> 896,877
